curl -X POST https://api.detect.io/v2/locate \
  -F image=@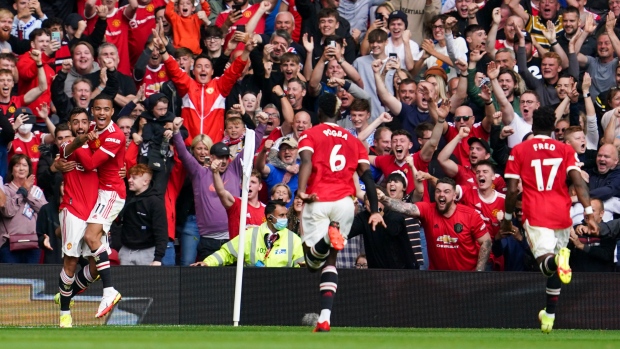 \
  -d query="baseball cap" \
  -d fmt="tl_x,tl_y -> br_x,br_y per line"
15,107 -> 36,124
467,137 -> 491,154
387,10 -> 408,29
424,66 -> 448,82
210,142 -> 232,157
65,13 -> 83,30
386,170 -> 408,189
280,137 -> 298,149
